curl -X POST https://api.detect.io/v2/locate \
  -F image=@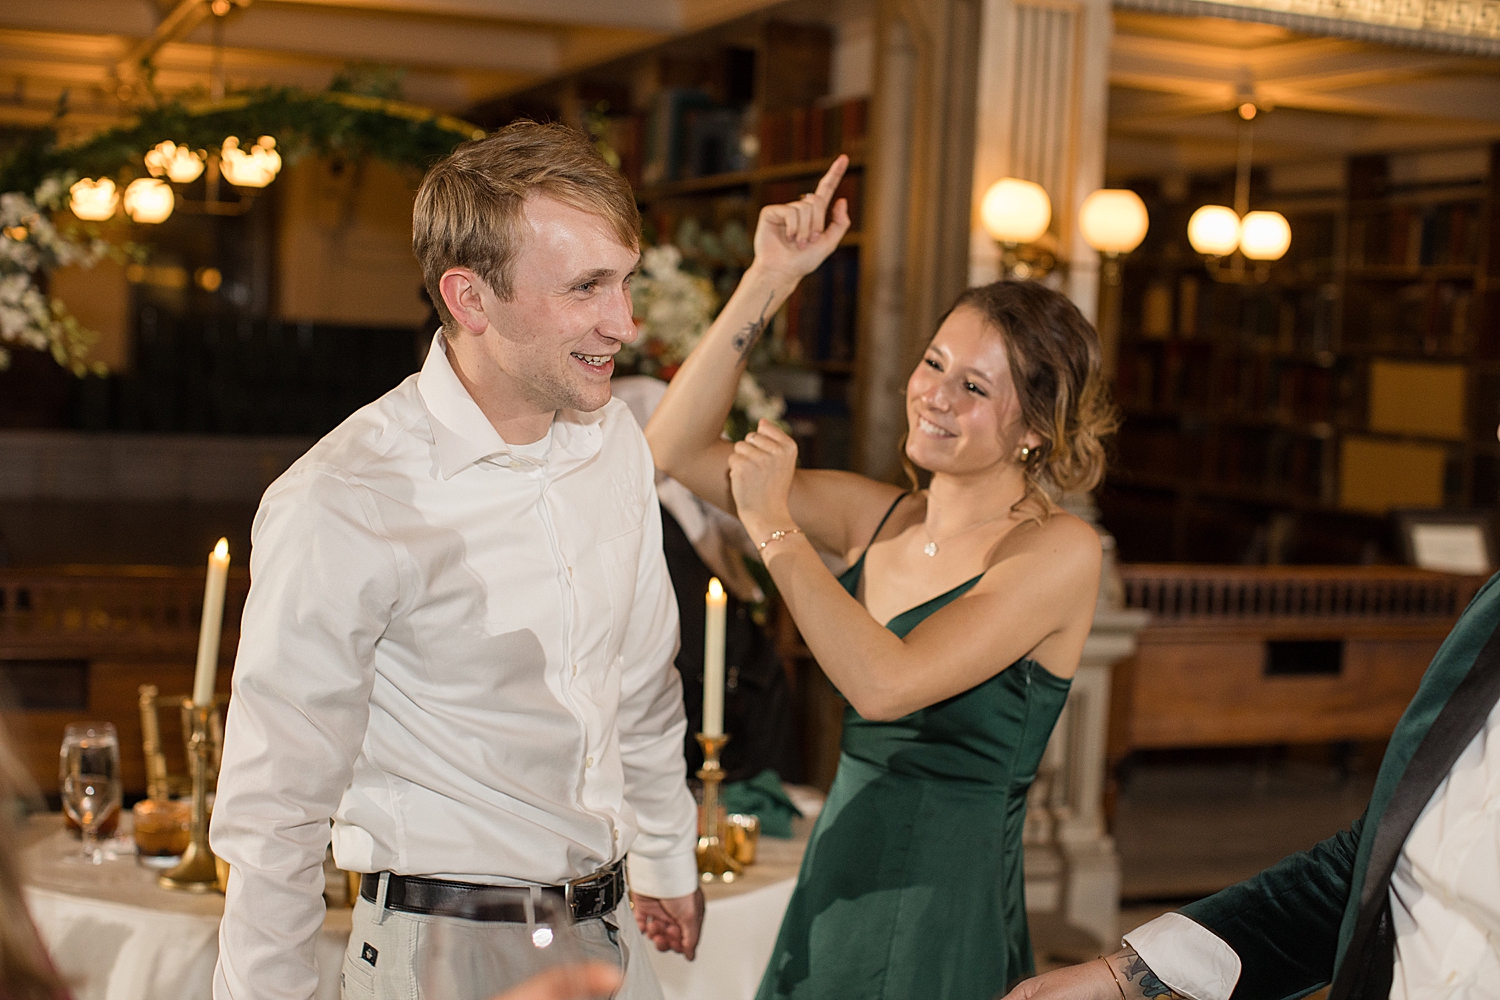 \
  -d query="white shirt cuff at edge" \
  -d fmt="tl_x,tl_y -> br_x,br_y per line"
1122,912 -> 1242,1000
625,851 -> 702,901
